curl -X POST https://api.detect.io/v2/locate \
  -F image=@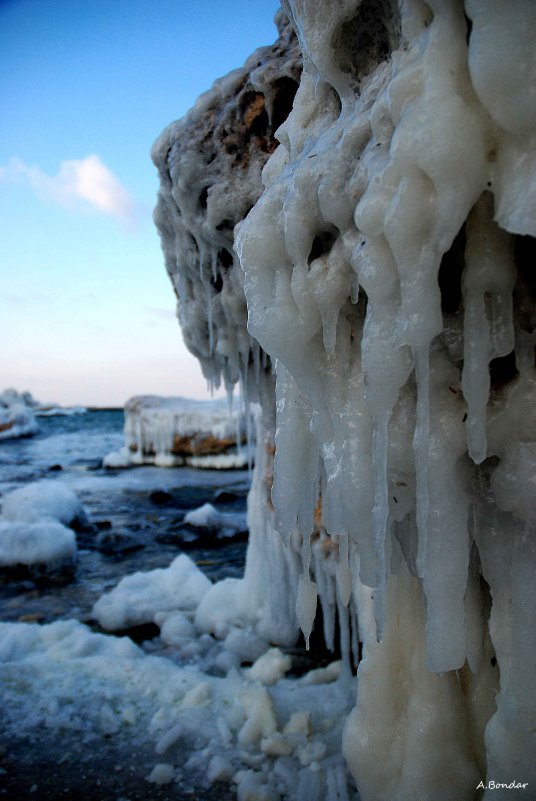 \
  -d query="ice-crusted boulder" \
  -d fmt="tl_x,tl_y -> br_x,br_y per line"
0,481 -> 86,576
0,389 -> 85,439
0,521 -> 76,575
1,480 -> 89,528
92,554 -> 211,632
0,389 -> 38,440
153,3 -> 535,800
104,395 -> 256,469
